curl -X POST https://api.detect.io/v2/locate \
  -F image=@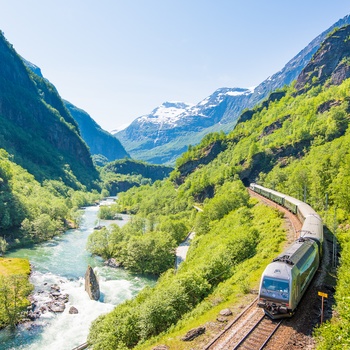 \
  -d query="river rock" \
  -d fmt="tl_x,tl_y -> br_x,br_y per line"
152,346 -> 169,350
69,306 -> 79,314
181,326 -> 205,341
85,265 -> 100,301
51,284 -> 60,292
48,301 -> 66,313
104,258 -> 122,268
